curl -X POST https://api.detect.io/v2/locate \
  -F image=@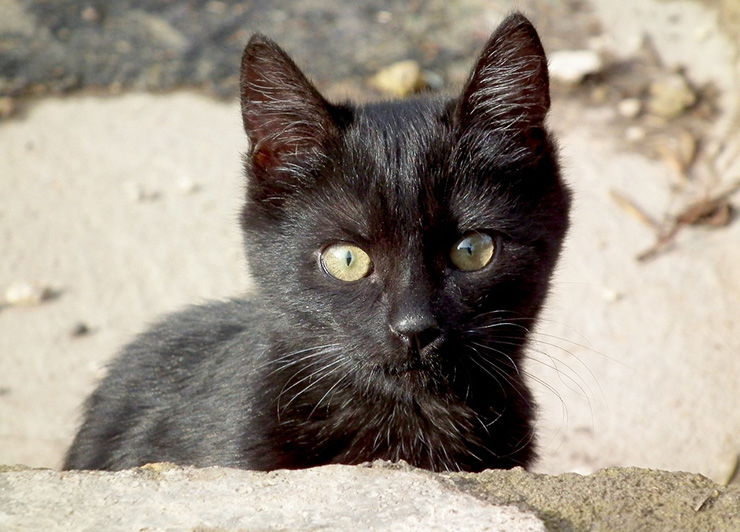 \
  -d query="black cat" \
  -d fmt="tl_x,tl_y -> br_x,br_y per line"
64,13 -> 570,472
